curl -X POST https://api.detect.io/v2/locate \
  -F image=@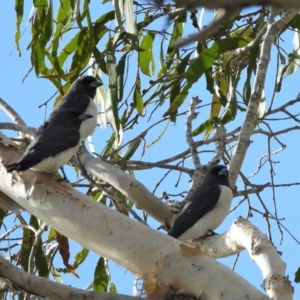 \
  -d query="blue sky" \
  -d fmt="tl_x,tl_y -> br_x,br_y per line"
1,1 -> 300,299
